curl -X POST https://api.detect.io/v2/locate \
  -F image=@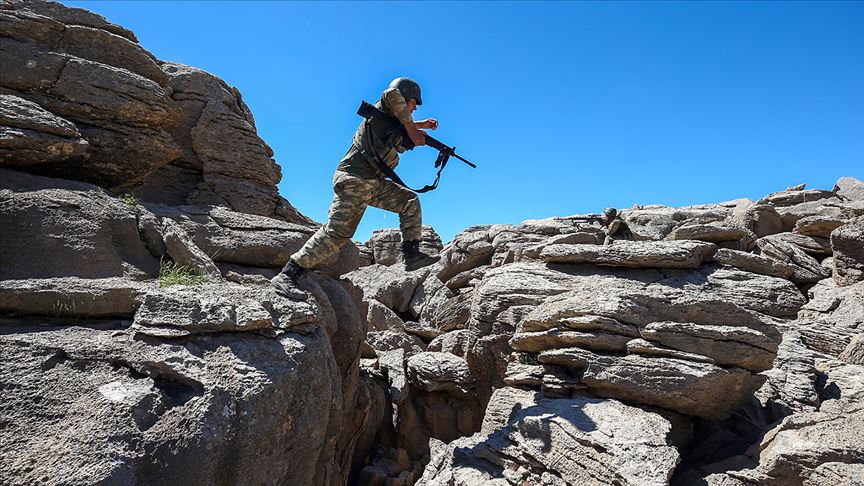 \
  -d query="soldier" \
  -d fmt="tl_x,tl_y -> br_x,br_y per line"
272,77 -> 440,299
601,207 -> 633,245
